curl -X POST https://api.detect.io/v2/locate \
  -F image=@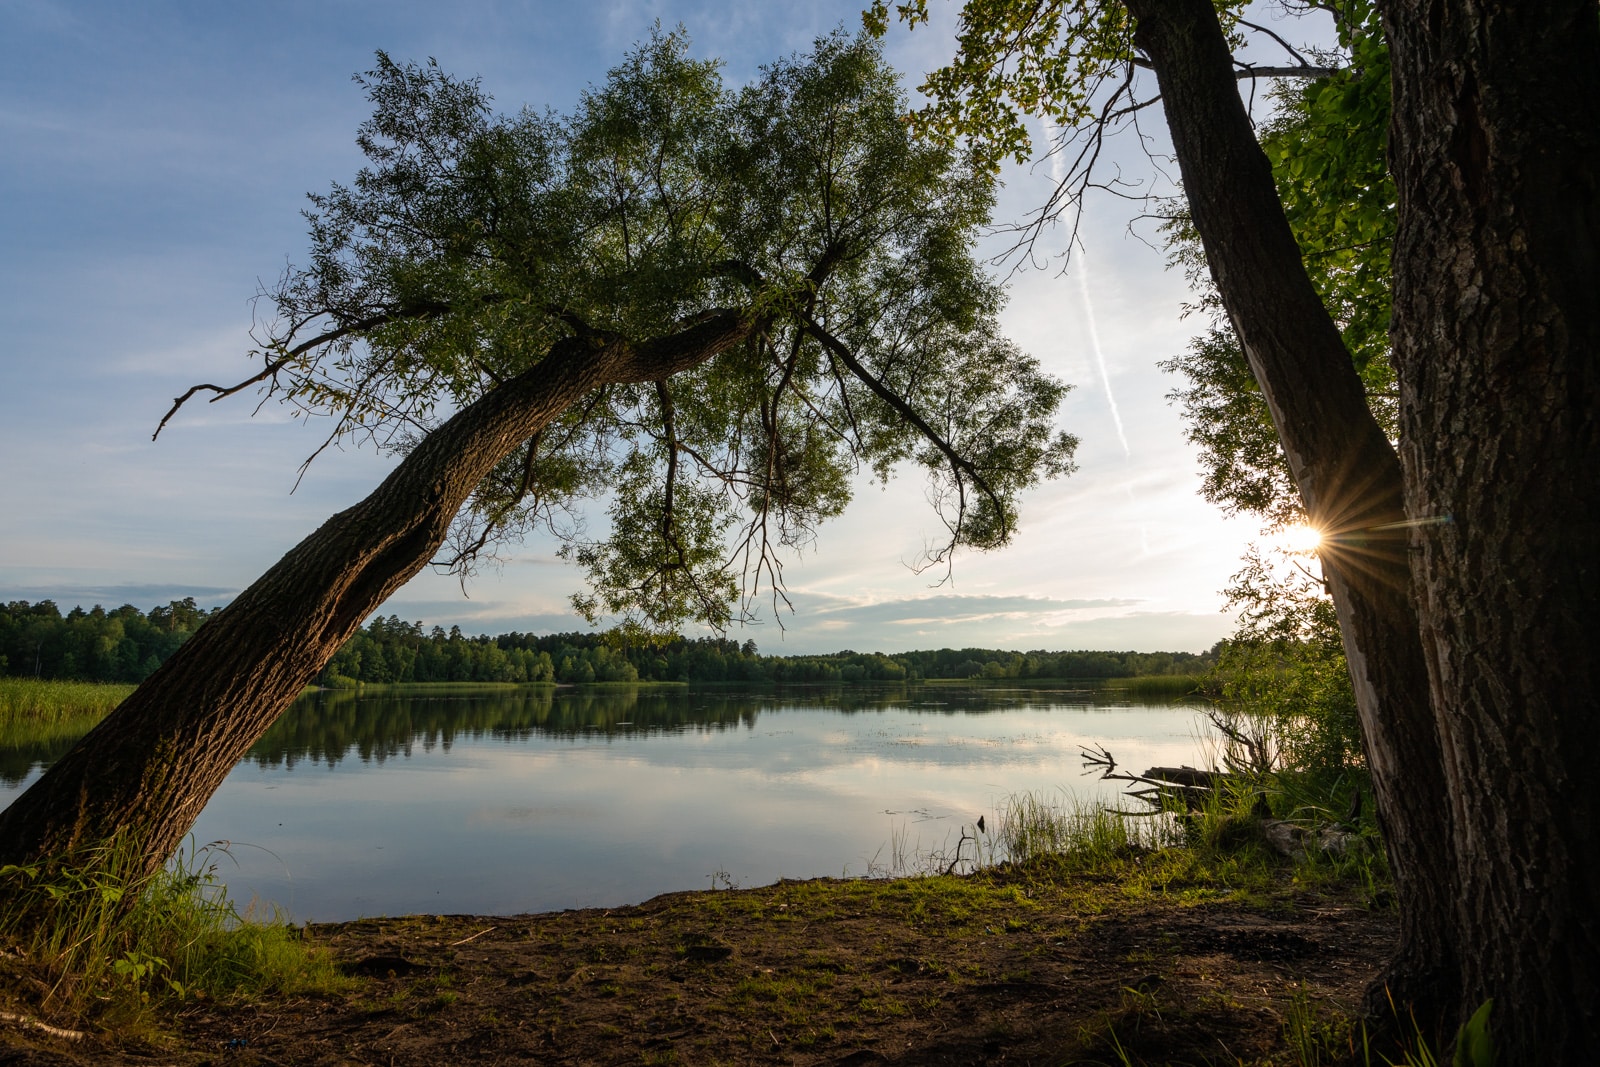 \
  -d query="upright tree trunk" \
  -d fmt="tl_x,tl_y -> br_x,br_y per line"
1124,0 -> 1461,1031
0,314 -> 754,877
1380,1 -> 1600,1058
